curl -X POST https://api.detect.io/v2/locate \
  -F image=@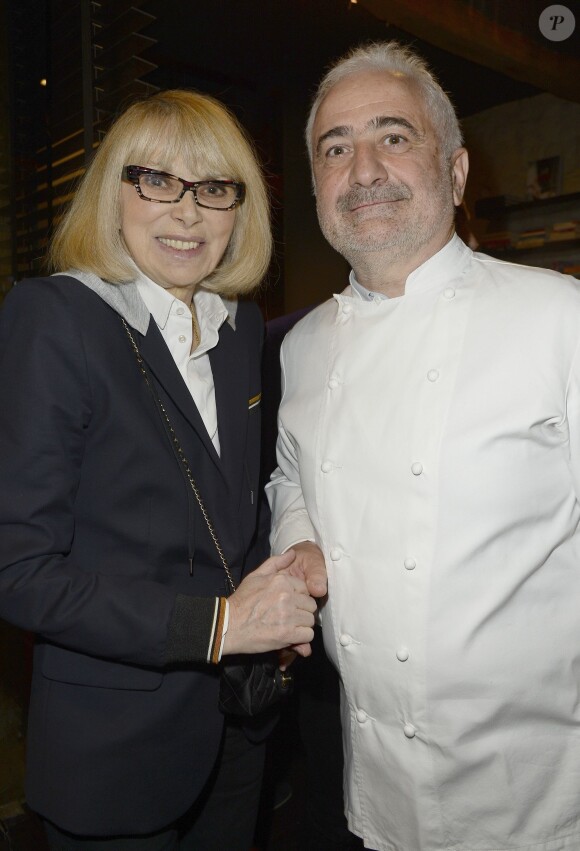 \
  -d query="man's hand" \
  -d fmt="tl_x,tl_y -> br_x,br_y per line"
286,541 -> 327,598
282,541 -> 327,658
223,550 -> 316,657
